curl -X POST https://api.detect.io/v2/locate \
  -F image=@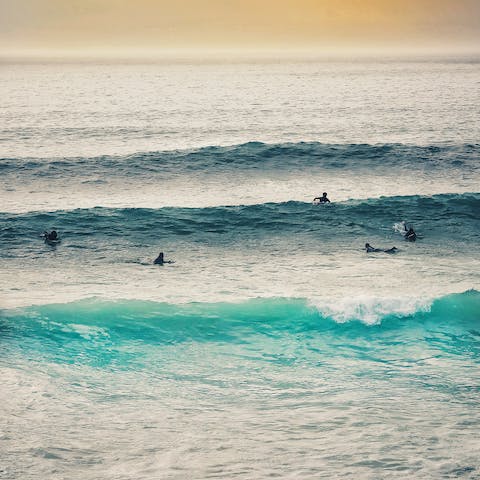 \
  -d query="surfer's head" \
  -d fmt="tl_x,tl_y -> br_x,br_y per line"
323,192 -> 327,197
